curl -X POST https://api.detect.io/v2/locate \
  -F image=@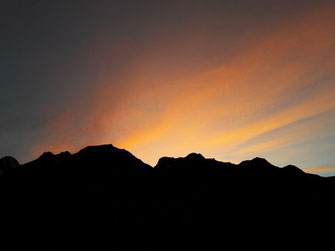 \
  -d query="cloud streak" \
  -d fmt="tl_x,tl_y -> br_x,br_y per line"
305,165 -> 335,175
9,1 -> 335,176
